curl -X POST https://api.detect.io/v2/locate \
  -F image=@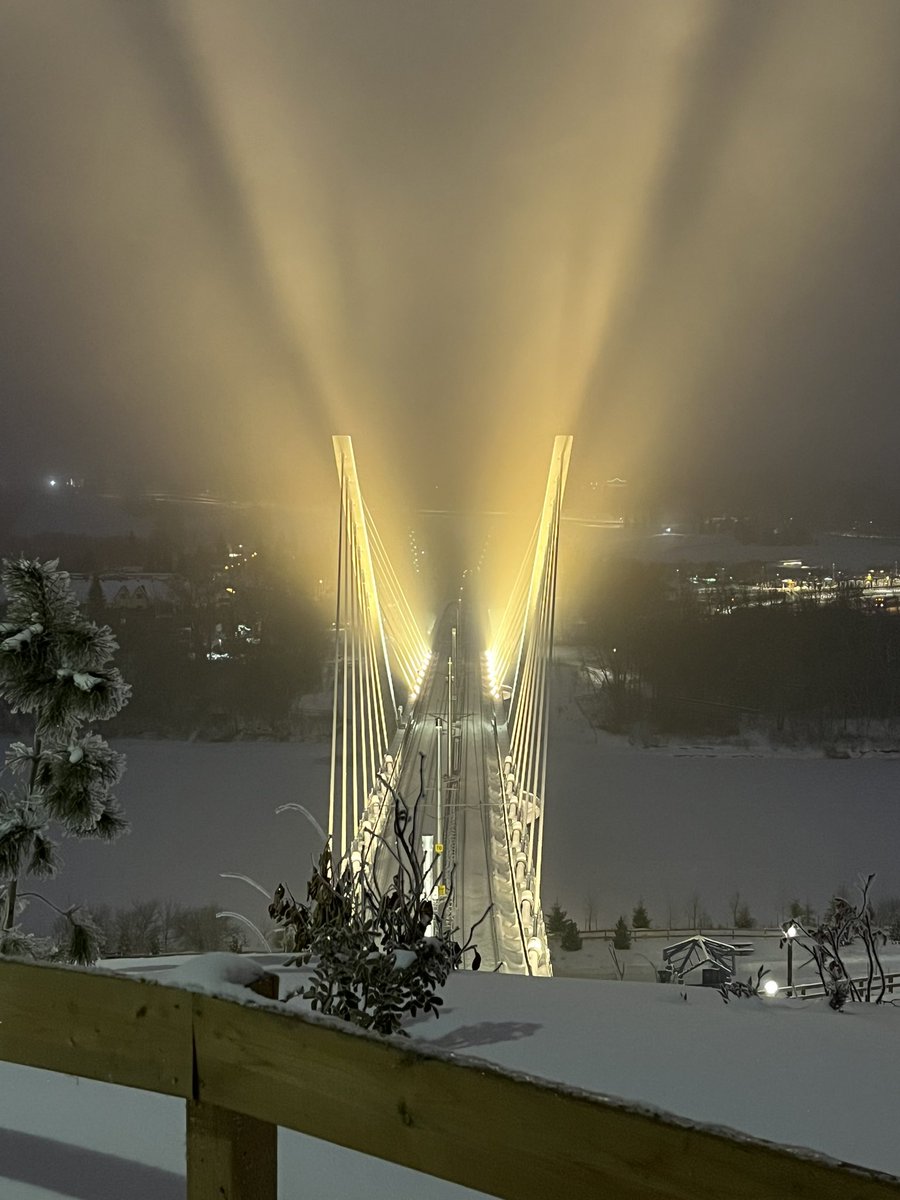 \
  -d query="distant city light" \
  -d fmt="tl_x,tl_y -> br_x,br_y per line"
48,477 -> 58,488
